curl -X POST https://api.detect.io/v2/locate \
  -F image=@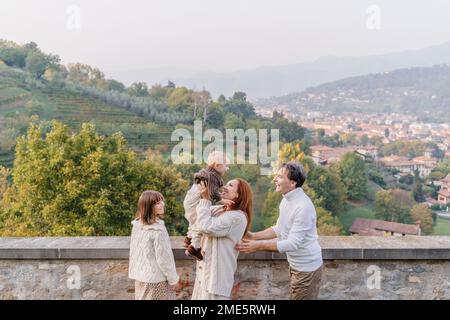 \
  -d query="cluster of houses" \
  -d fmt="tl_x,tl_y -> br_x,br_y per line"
436,174 -> 450,205
310,145 -> 378,165
350,218 -> 421,236
377,154 -> 437,178
308,143 -> 450,237
310,144 -> 450,208
295,112 -> 450,151
310,144 -> 438,178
